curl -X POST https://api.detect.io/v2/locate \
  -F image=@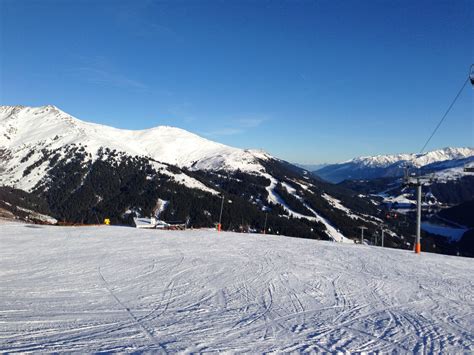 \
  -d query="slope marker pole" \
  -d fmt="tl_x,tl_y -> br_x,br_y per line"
218,194 -> 224,232
263,213 -> 268,234
415,182 -> 422,254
